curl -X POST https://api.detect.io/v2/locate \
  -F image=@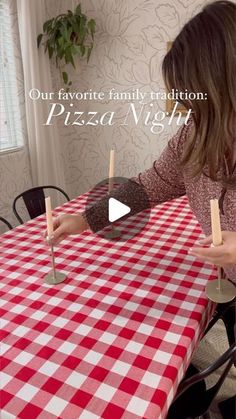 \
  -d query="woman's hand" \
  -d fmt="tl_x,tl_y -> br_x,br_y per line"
189,231 -> 236,266
45,214 -> 89,245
